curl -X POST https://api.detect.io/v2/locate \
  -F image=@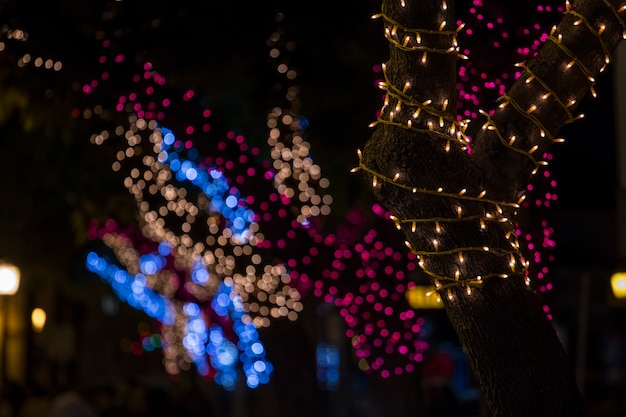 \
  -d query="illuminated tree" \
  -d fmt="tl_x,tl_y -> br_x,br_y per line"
2,0 -> 617,410
357,0 -> 625,415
